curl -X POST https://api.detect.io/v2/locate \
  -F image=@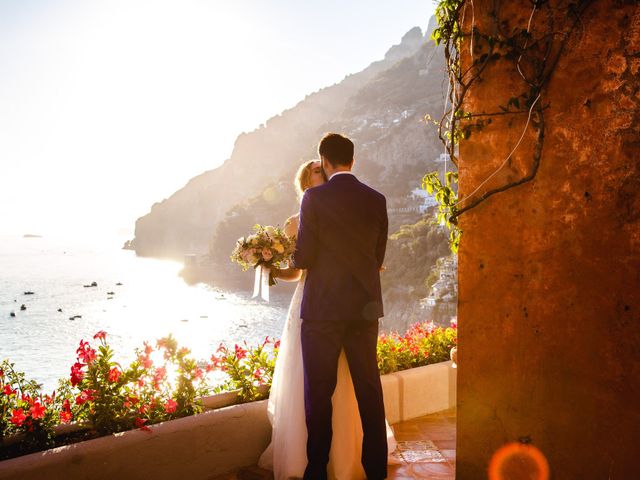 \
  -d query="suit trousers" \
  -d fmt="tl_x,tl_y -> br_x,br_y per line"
301,318 -> 388,480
